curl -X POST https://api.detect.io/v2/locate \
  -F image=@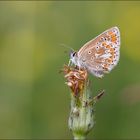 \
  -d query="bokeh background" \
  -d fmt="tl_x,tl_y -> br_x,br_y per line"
0,1 -> 140,139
